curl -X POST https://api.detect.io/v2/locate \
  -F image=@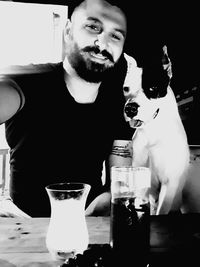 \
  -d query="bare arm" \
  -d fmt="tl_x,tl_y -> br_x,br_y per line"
85,159 -> 111,216
0,79 -> 24,123
85,140 -> 133,216
0,79 -> 27,217
0,197 -> 31,218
